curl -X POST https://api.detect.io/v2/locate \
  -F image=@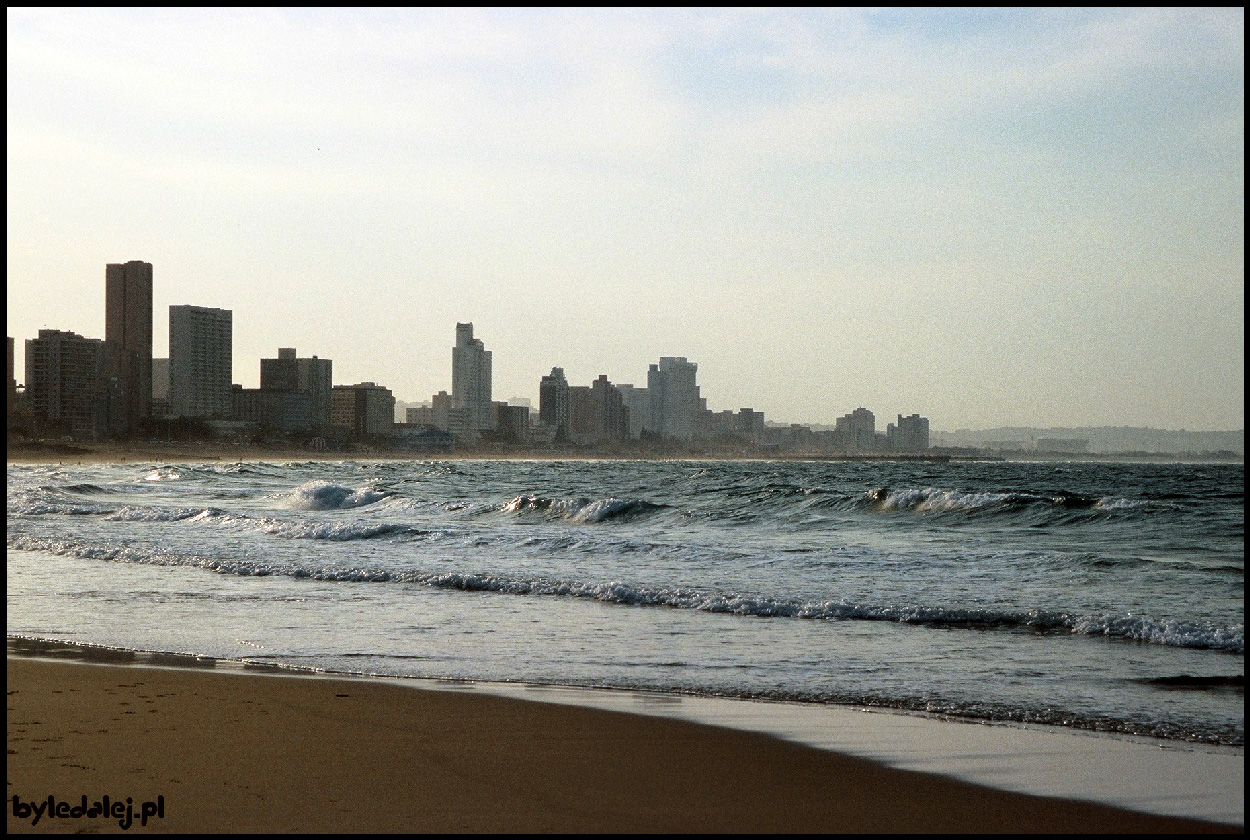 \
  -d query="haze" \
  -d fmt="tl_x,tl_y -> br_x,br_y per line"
6,8 -> 1244,430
